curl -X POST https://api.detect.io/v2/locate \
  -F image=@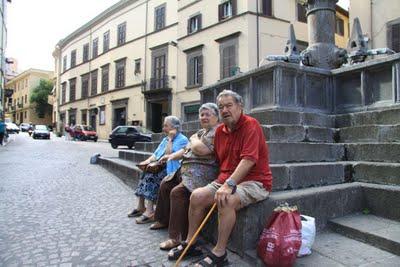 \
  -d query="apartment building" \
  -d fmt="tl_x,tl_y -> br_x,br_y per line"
53,0 -> 348,138
349,0 -> 400,52
5,68 -> 53,125
0,0 -> 10,120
